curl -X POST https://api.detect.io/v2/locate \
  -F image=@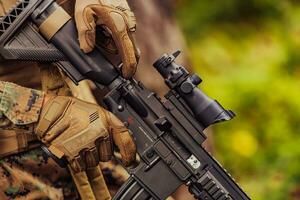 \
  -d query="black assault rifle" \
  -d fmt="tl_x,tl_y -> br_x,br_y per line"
0,0 -> 251,199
